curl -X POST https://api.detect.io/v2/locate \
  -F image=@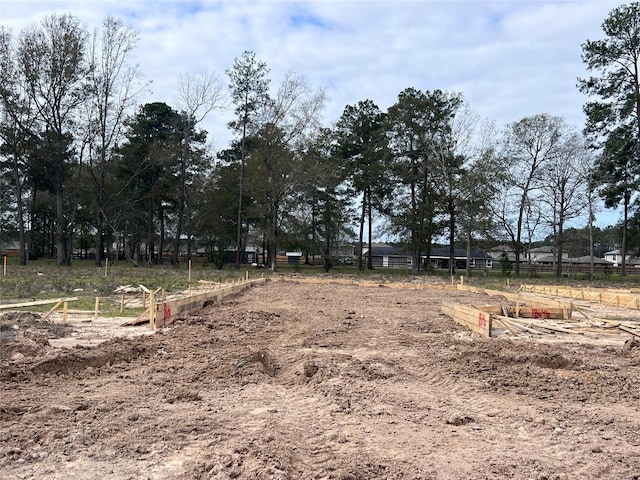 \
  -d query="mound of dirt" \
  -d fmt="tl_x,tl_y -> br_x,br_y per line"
0,312 -> 73,363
